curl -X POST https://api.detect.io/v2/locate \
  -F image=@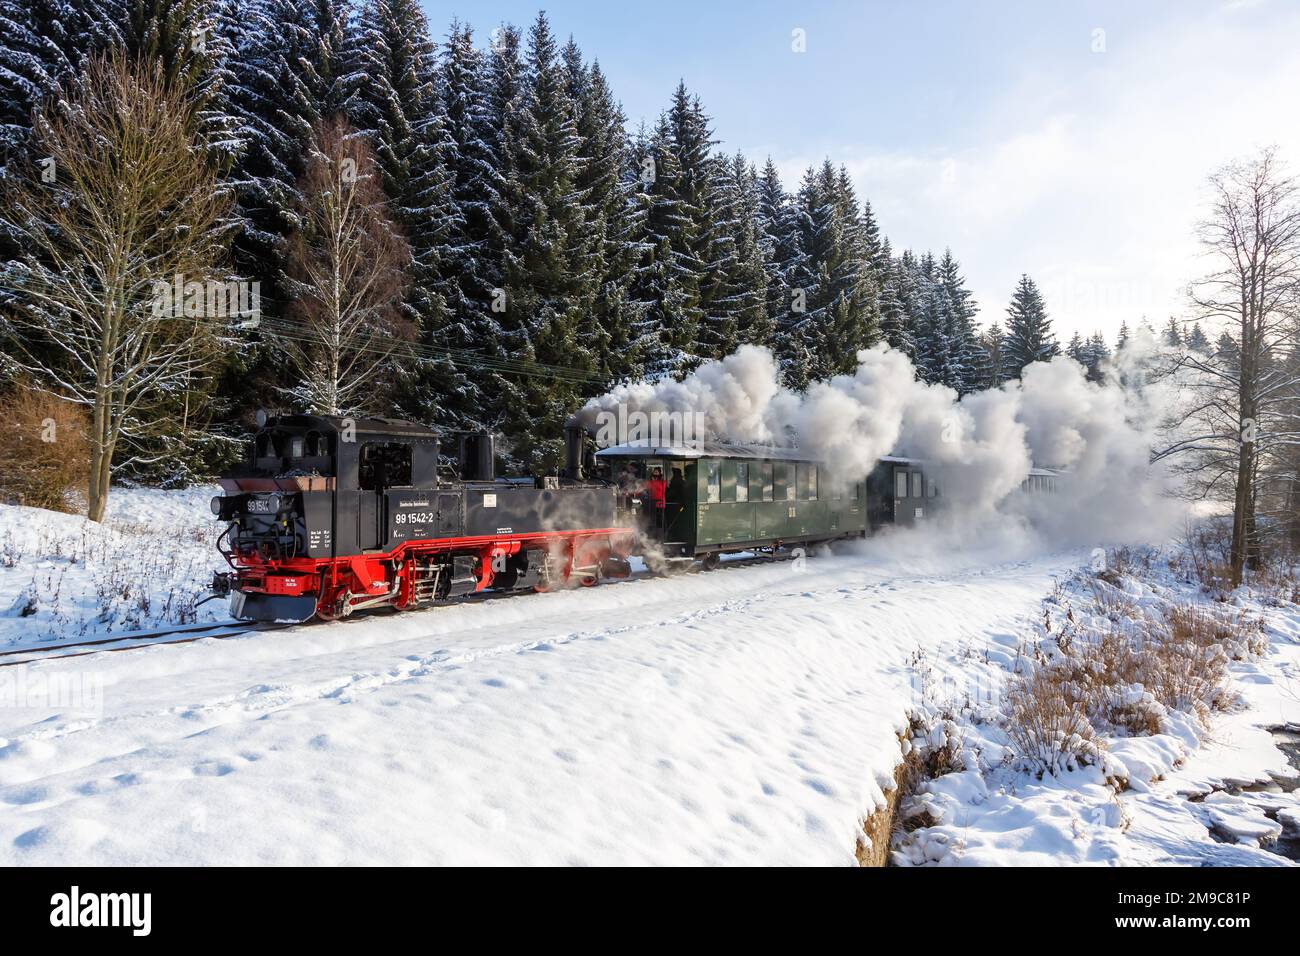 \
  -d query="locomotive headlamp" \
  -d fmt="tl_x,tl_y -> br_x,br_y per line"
210,495 -> 224,516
